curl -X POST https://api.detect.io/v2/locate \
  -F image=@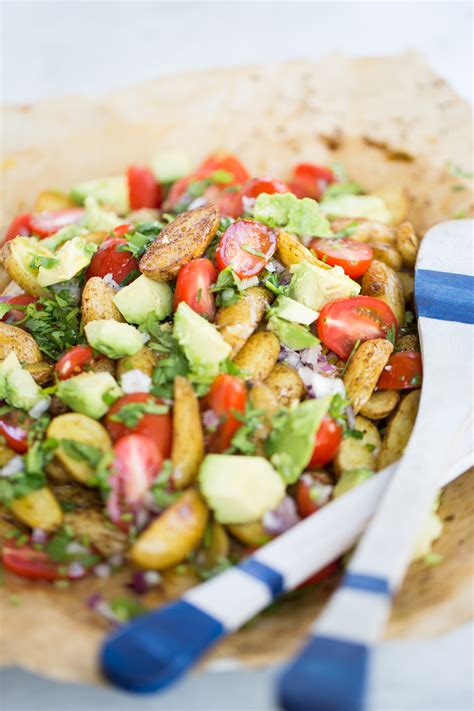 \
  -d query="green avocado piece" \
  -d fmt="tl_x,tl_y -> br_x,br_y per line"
70,176 -> 129,214
321,194 -> 392,223
173,302 -> 231,377
333,468 -> 374,498
271,295 -> 318,325
289,261 -> 360,312
199,454 -> 285,524
113,275 -> 173,325
37,237 -> 97,287
267,316 -> 319,351
0,353 -> 42,410
56,371 -> 122,419
266,396 -> 333,483
41,224 -> 88,252
82,196 -> 122,231
253,193 -> 332,237
84,320 -> 145,359
152,151 -> 192,183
